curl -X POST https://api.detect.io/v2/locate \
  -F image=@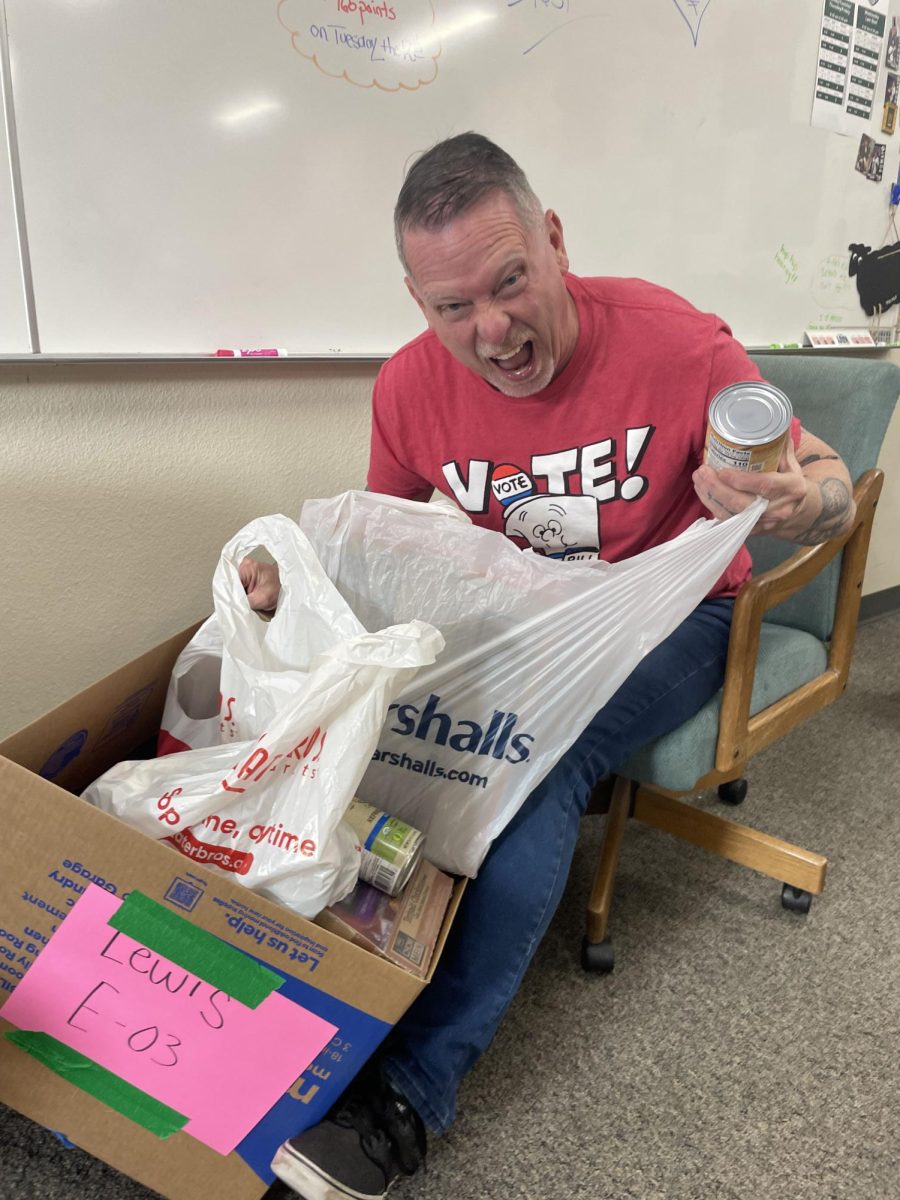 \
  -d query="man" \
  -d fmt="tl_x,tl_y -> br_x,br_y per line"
247,134 -> 854,1200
